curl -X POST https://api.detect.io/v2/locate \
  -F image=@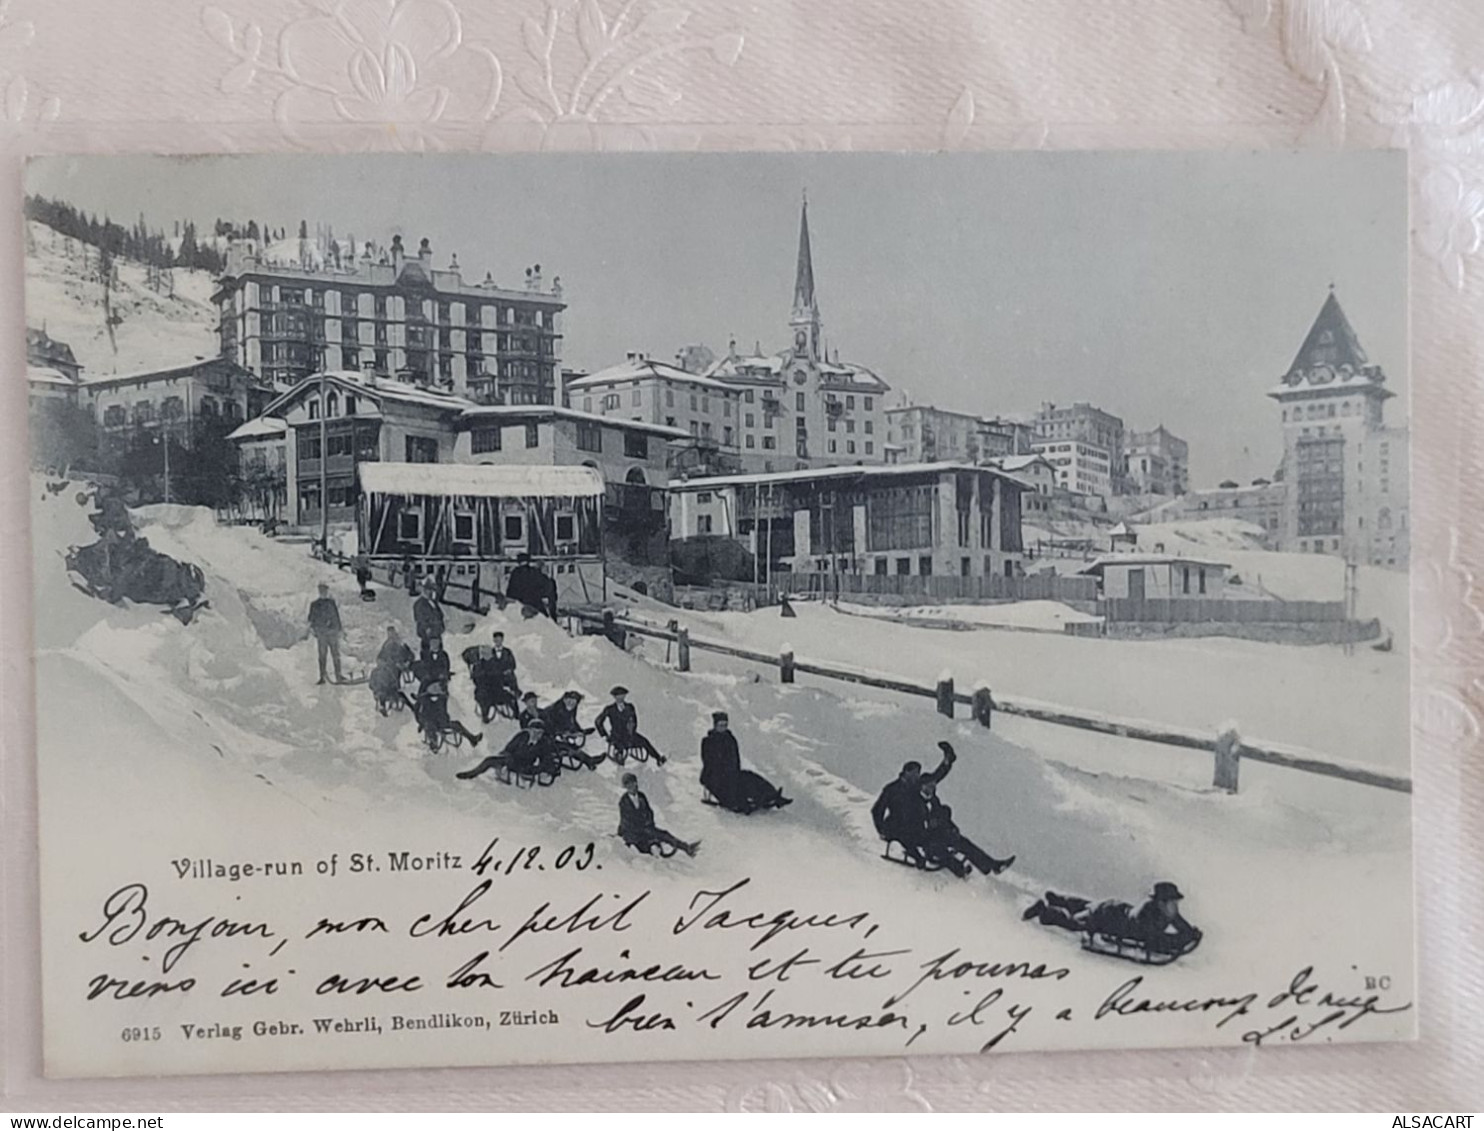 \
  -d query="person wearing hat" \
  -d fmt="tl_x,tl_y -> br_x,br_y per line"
617,772 -> 698,857
918,778 -> 1014,878
410,637 -> 481,750
1022,881 -> 1201,957
412,574 -> 445,644
517,690 -> 543,730
700,711 -> 791,814
461,629 -> 521,722
870,741 -> 958,861
370,625 -> 414,714
595,686 -> 666,766
506,552 -> 551,619
541,690 -> 604,769
307,581 -> 345,685
457,715 -> 555,781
